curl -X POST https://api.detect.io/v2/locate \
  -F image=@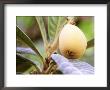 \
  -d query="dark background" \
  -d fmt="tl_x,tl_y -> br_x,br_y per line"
0,0 -> 109,90
0,0 -> 109,4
